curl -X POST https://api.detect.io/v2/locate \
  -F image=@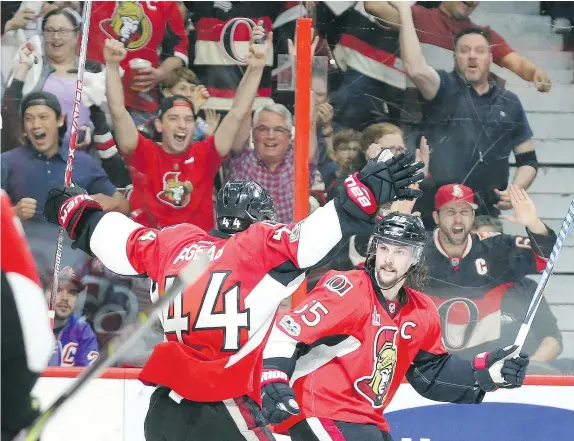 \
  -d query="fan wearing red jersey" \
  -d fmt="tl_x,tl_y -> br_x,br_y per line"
103,22 -> 272,230
43,150 -> 425,441
261,214 -> 530,441
1,191 -> 54,441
